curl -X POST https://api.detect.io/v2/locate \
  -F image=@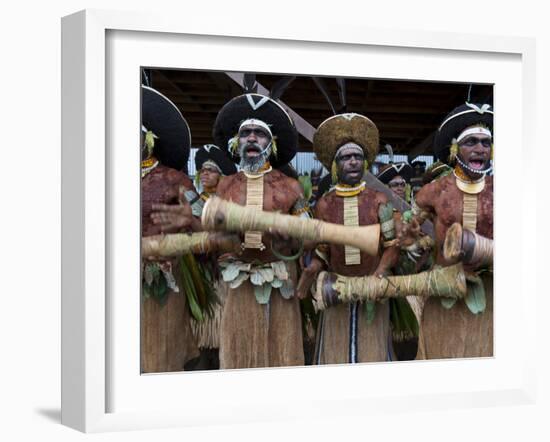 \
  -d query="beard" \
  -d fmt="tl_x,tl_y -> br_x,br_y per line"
239,142 -> 271,173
